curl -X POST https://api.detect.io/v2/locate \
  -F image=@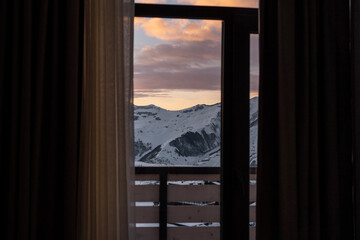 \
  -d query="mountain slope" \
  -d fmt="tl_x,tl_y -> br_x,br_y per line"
134,97 -> 258,166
